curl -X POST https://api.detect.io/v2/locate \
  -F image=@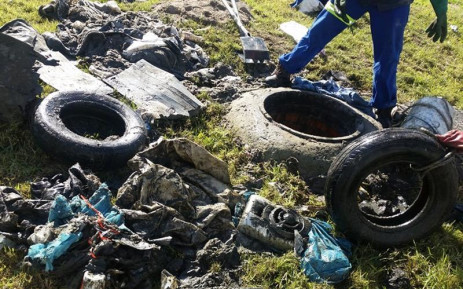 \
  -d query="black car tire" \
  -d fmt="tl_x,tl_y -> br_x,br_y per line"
32,91 -> 147,169
325,128 -> 458,247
